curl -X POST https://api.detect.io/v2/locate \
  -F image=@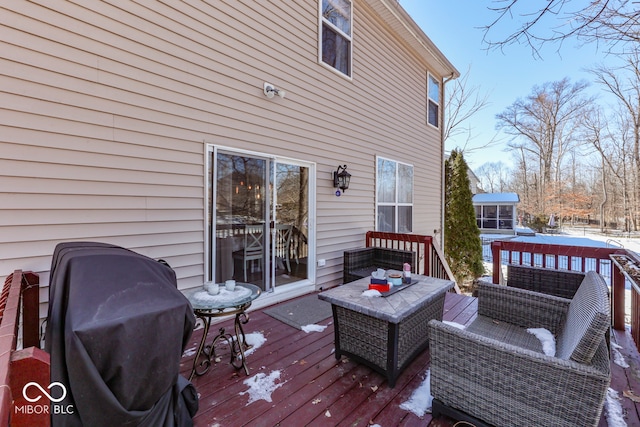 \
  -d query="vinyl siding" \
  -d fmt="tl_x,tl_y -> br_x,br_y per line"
0,0 -> 455,318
